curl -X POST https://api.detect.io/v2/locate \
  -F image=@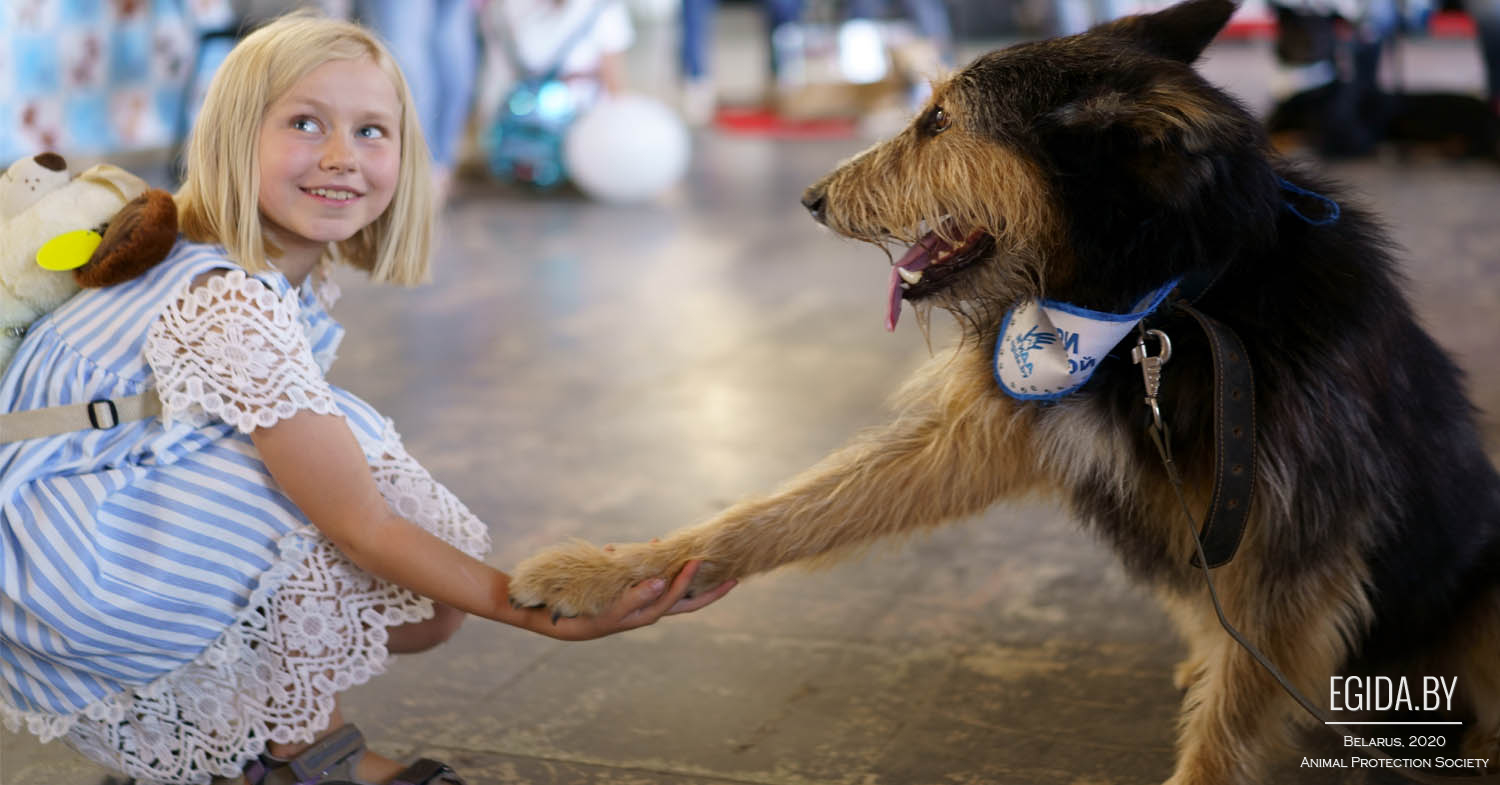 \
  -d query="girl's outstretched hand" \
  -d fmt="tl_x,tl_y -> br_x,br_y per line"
526,560 -> 735,641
